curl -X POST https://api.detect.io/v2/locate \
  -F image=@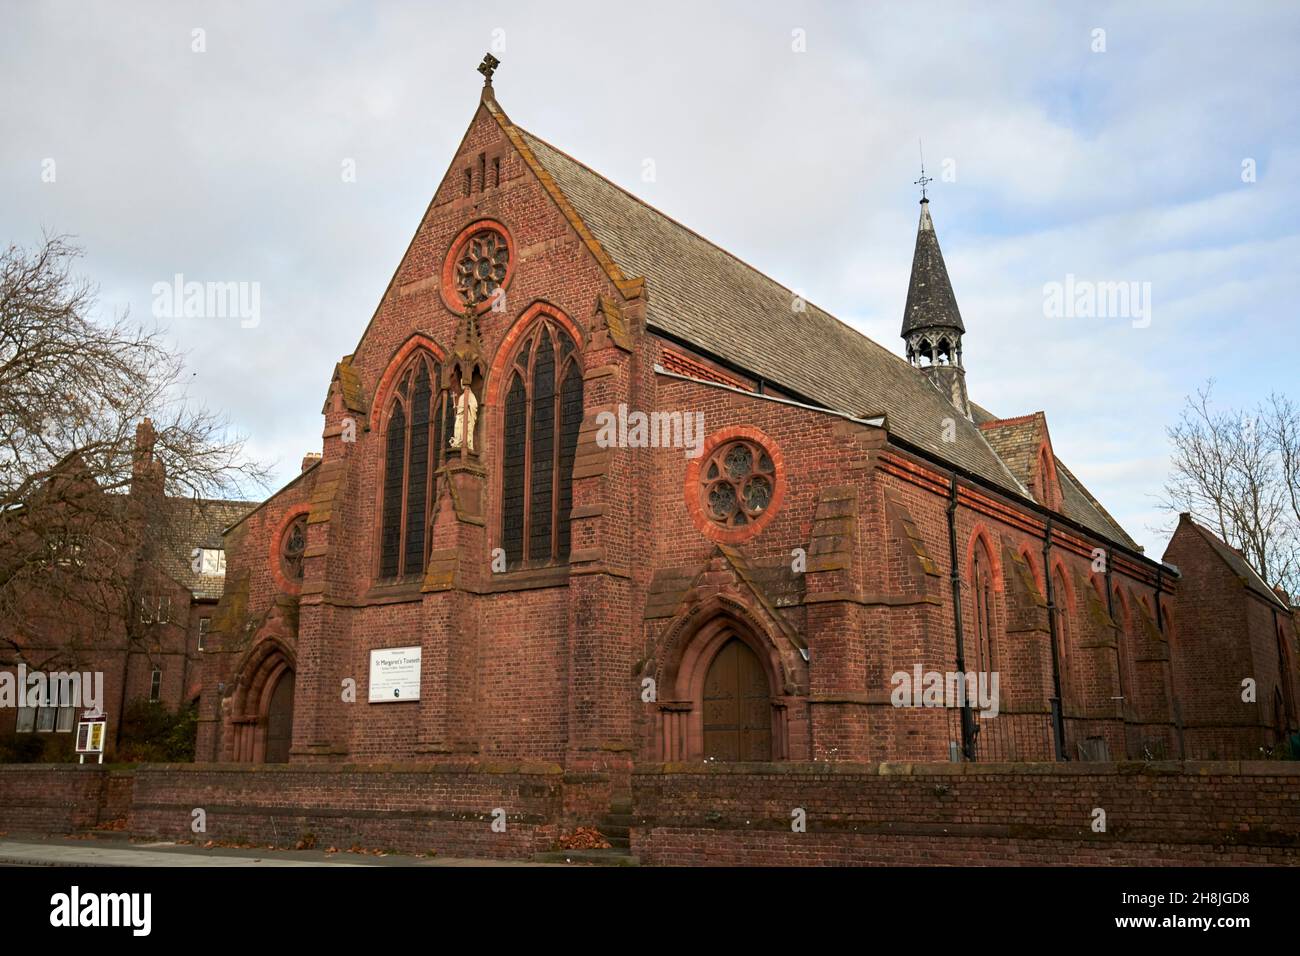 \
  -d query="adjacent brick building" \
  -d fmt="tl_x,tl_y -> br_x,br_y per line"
195,64 -> 1297,789
1162,513 -> 1299,757
0,422 -> 254,754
